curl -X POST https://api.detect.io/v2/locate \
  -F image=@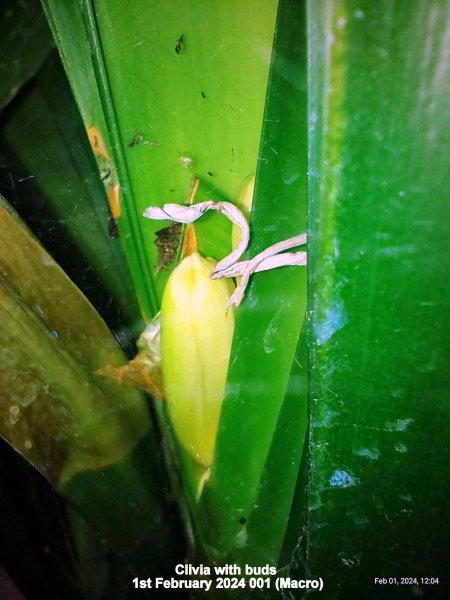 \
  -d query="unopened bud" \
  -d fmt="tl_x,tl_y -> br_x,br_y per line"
160,252 -> 235,467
